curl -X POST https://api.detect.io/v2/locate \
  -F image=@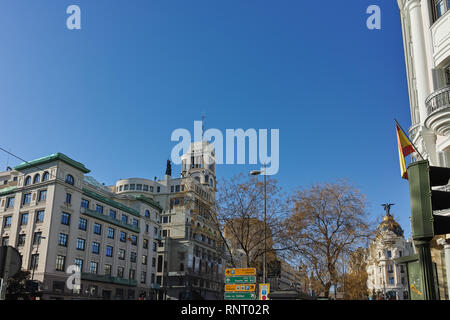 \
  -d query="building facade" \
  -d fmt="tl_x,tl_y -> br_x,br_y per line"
397,0 -> 450,298
114,141 -> 224,300
0,153 -> 162,300
366,211 -> 414,300
0,143 -> 224,300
